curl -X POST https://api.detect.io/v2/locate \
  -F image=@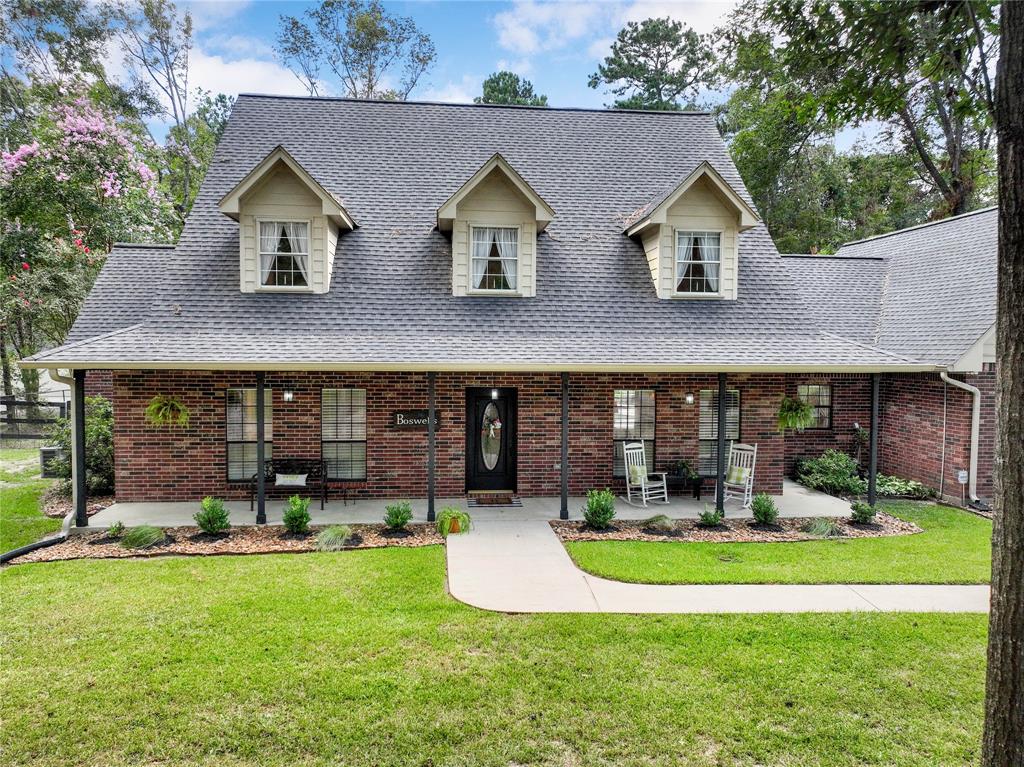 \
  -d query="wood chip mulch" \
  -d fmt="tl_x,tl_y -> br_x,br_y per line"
8,523 -> 442,565
551,512 -> 921,544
